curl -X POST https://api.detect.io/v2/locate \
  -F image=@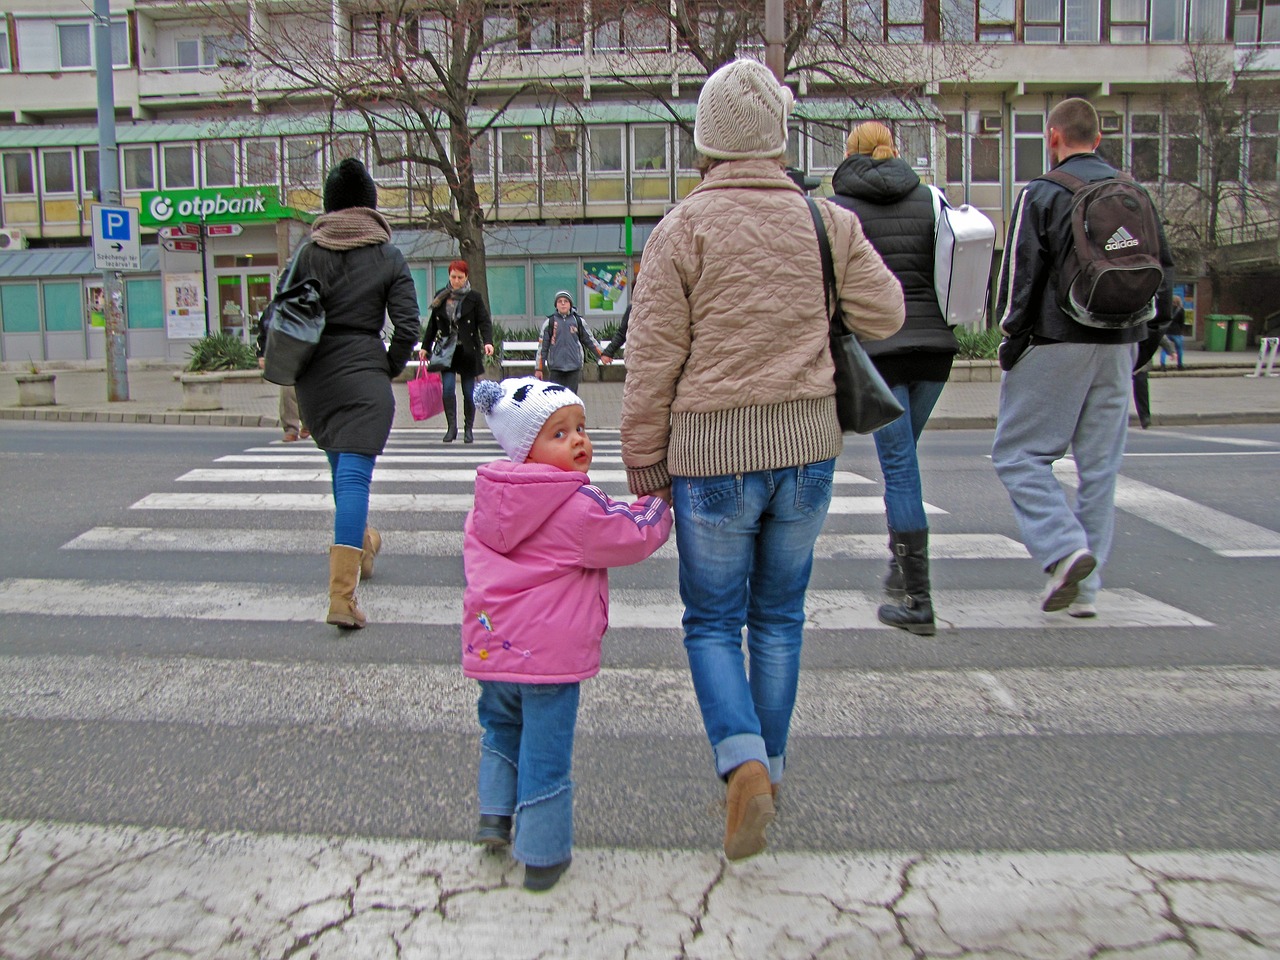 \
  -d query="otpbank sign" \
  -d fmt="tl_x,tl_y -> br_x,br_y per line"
139,186 -> 290,227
